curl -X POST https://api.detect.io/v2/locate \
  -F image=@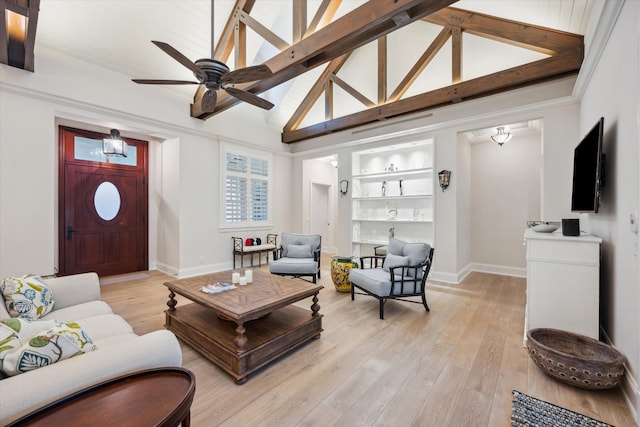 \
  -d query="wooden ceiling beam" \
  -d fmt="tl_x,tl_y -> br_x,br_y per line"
325,81 -> 333,120
234,15 -> 246,69
388,25 -> 452,102
377,36 -> 387,104
238,10 -> 289,51
293,1 -> 307,43
330,75 -> 376,108
424,7 -> 583,55
280,5 -> 584,143
451,26 -> 461,84
305,0 -> 341,37
203,0 -> 458,118
284,53 -> 351,131
281,51 -> 582,143
214,0 -> 256,61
